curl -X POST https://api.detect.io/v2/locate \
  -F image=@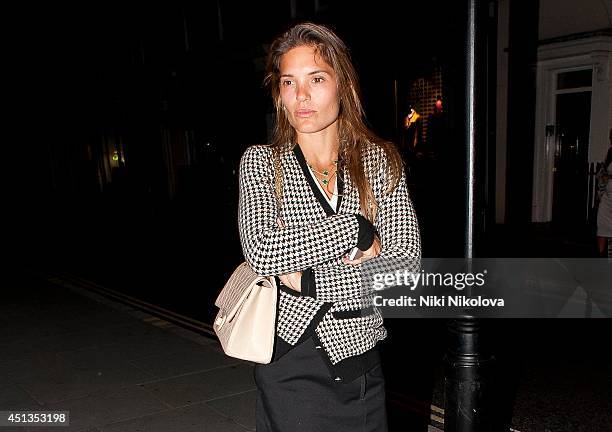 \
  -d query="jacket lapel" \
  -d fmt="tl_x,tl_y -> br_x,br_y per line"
293,144 -> 344,216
